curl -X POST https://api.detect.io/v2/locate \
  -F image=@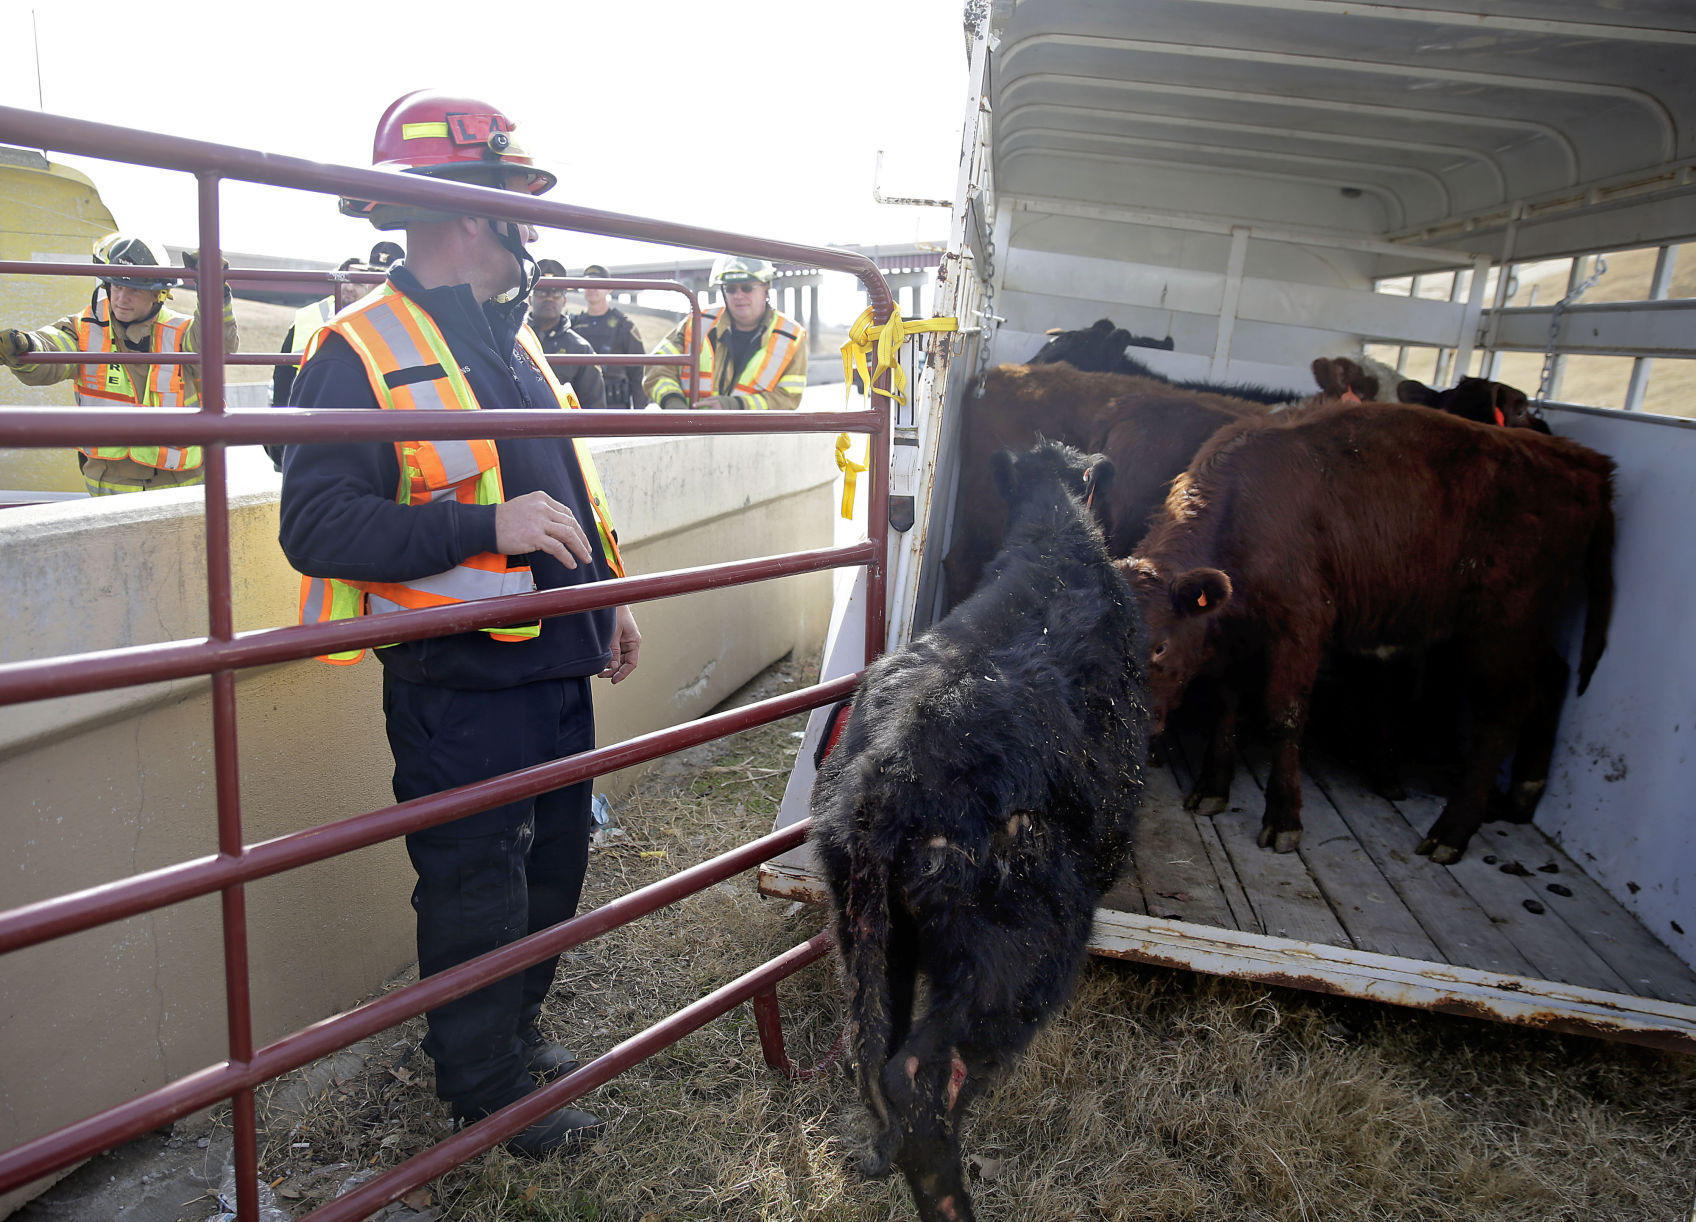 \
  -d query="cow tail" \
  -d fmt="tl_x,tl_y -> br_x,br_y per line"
842,829 -> 898,1145
1576,503 -> 1615,696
